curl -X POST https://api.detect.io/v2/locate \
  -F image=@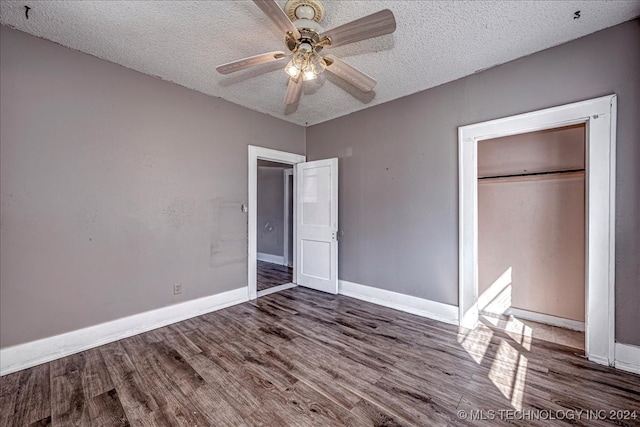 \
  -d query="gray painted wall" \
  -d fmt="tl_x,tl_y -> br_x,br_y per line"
0,26 -> 305,348
306,20 -> 640,345
257,165 -> 288,257
2,20 -> 638,349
